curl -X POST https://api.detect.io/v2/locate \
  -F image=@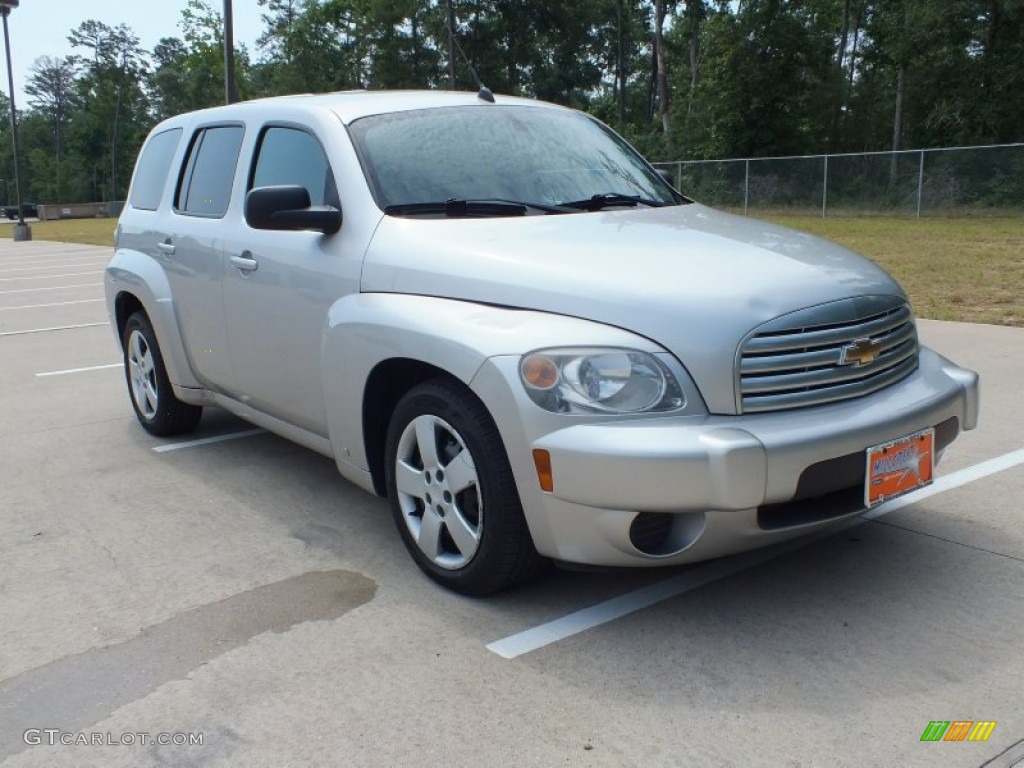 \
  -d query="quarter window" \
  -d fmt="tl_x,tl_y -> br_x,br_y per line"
129,128 -> 182,211
251,127 -> 338,207
178,126 -> 244,217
